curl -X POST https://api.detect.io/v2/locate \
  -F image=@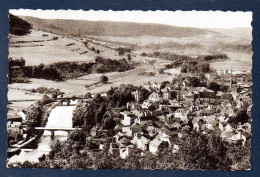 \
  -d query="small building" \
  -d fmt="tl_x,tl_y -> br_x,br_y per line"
132,90 -> 144,103
199,108 -> 214,117
121,111 -> 136,126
